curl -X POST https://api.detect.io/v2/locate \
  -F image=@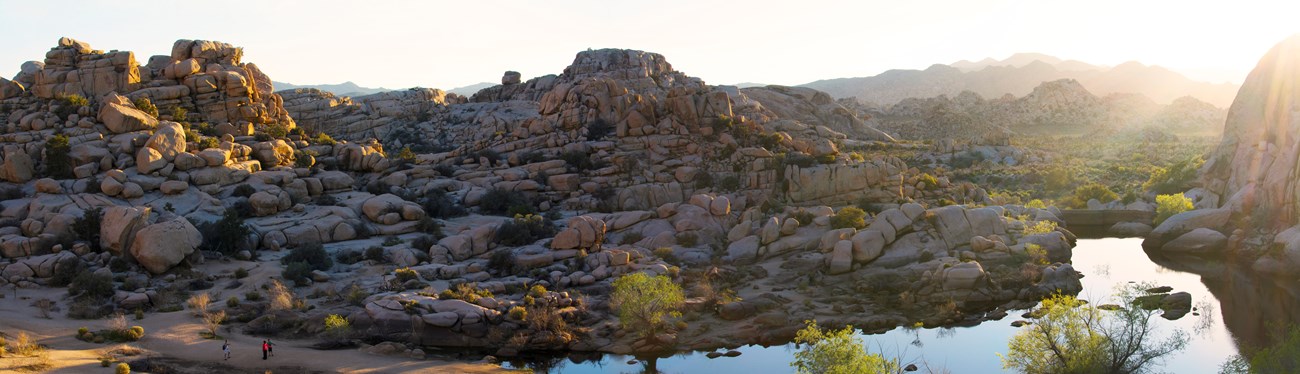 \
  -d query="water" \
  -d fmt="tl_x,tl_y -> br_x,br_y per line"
504,238 -> 1300,373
